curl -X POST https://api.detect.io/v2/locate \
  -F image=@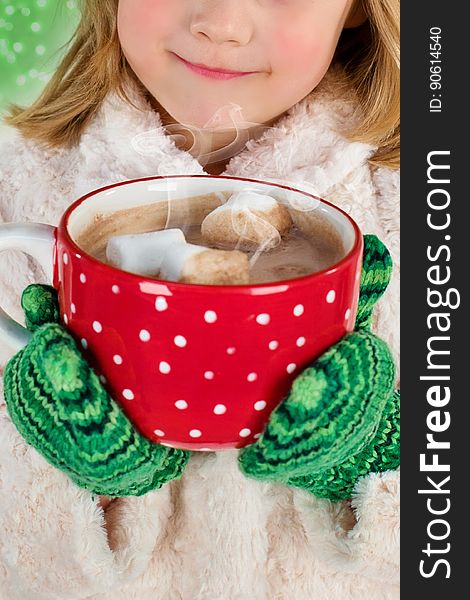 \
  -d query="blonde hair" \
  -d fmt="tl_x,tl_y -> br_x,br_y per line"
4,0 -> 399,169
337,0 -> 400,168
